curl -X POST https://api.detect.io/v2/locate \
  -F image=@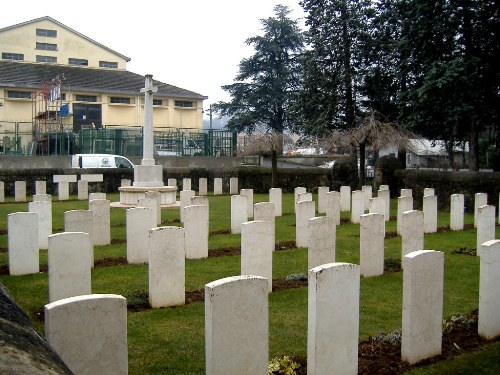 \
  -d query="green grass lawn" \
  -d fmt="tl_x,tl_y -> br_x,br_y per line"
0,192 -> 498,374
